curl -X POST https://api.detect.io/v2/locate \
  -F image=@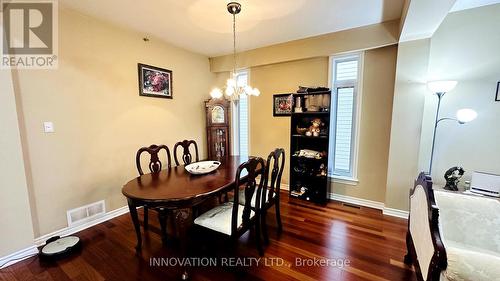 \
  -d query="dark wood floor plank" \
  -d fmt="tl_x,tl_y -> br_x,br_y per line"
0,192 -> 415,281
